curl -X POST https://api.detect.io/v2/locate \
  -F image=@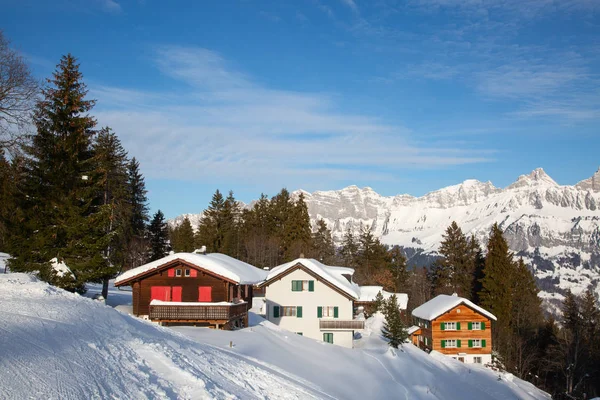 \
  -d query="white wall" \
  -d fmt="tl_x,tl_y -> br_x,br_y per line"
449,353 -> 492,365
264,268 -> 355,348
